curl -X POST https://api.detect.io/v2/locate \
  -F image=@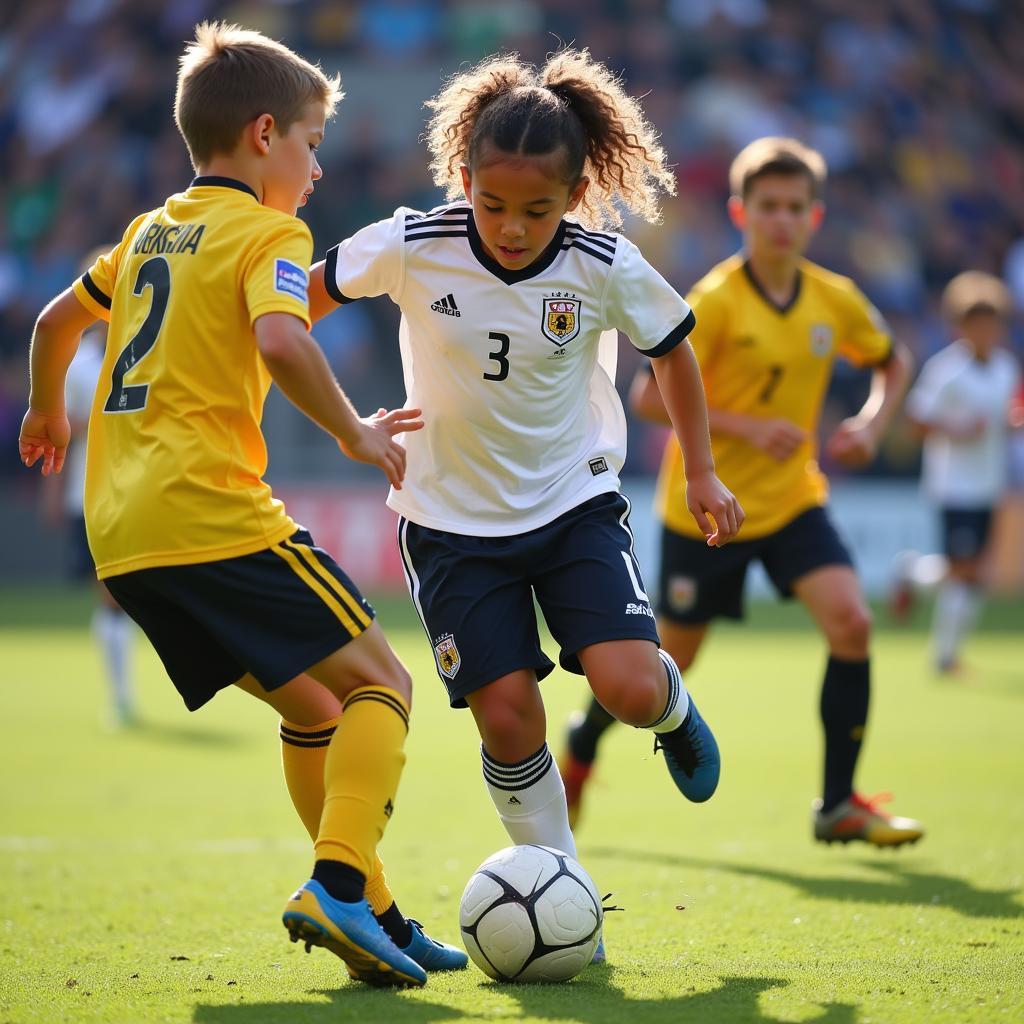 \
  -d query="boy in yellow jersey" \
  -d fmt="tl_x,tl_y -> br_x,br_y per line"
18,22 -> 467,986
562,137 -> 925,847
